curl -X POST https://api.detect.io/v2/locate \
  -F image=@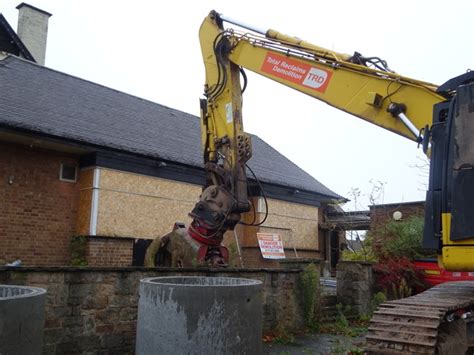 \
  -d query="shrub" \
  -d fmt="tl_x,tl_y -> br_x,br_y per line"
301,263 -> 319,327
343,215 -> 434,300
373,256 -> 428,299
70,235 -> 88,266
342,233 -> 378,262
374,215 -> 435,260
